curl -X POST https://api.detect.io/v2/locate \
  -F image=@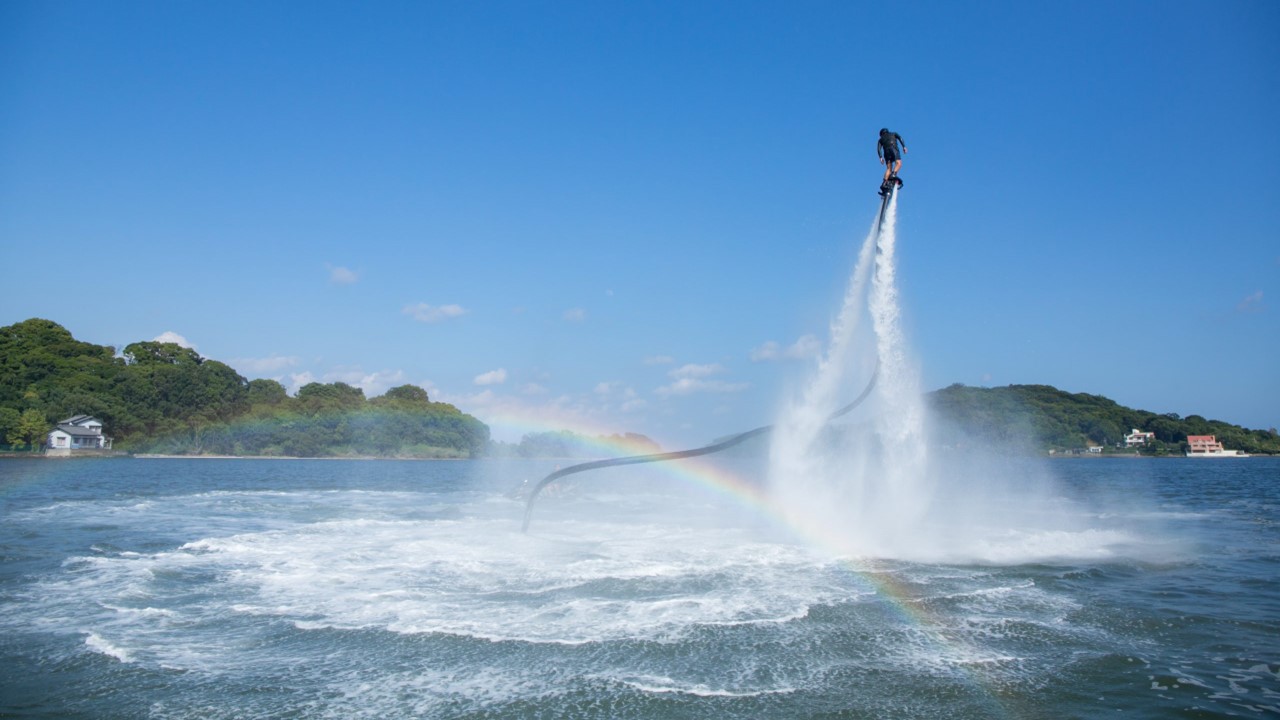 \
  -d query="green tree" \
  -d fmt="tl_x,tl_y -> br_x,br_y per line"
8,409 -> 48,450
0,407 -> 20,446
247,378 -> 288,406
372,384 -> 431,407
295,382 -> 365,416
1,318 -> 495,457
